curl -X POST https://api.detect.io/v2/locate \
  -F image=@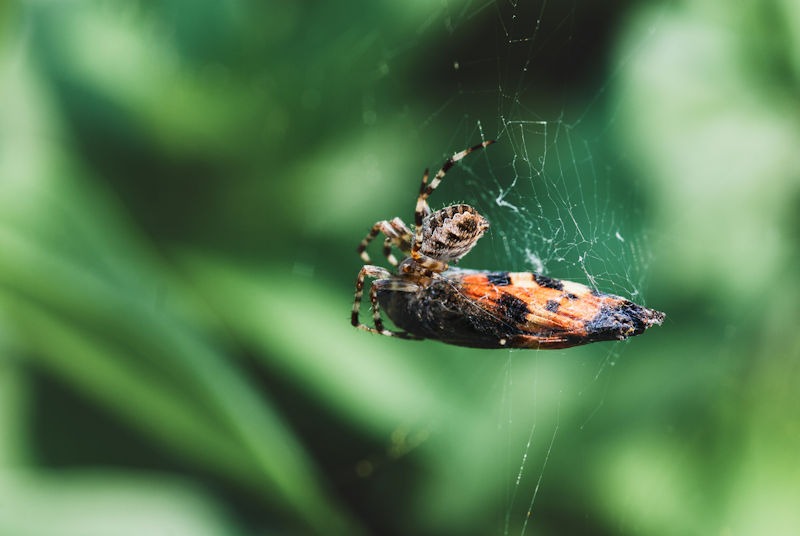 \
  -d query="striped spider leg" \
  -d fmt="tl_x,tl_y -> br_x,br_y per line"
357,217 -> 413,267
351,140 -> 495,338
409,140 -> 494,274
351,265 -> 422,338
